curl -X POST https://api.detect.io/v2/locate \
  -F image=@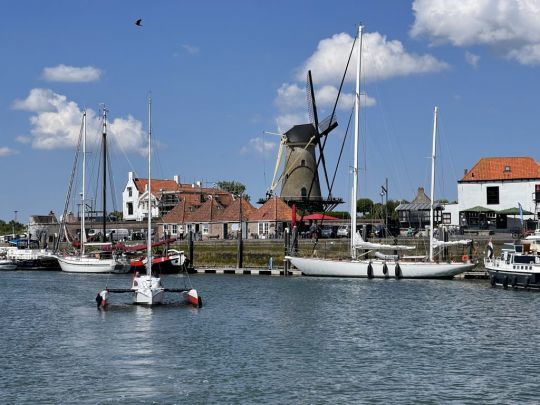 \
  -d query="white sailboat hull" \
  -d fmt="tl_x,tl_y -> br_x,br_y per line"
57,256 -> 117,273
286,256 -> 475,278
132,275 -> 164,305
0,259 -> 17,271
